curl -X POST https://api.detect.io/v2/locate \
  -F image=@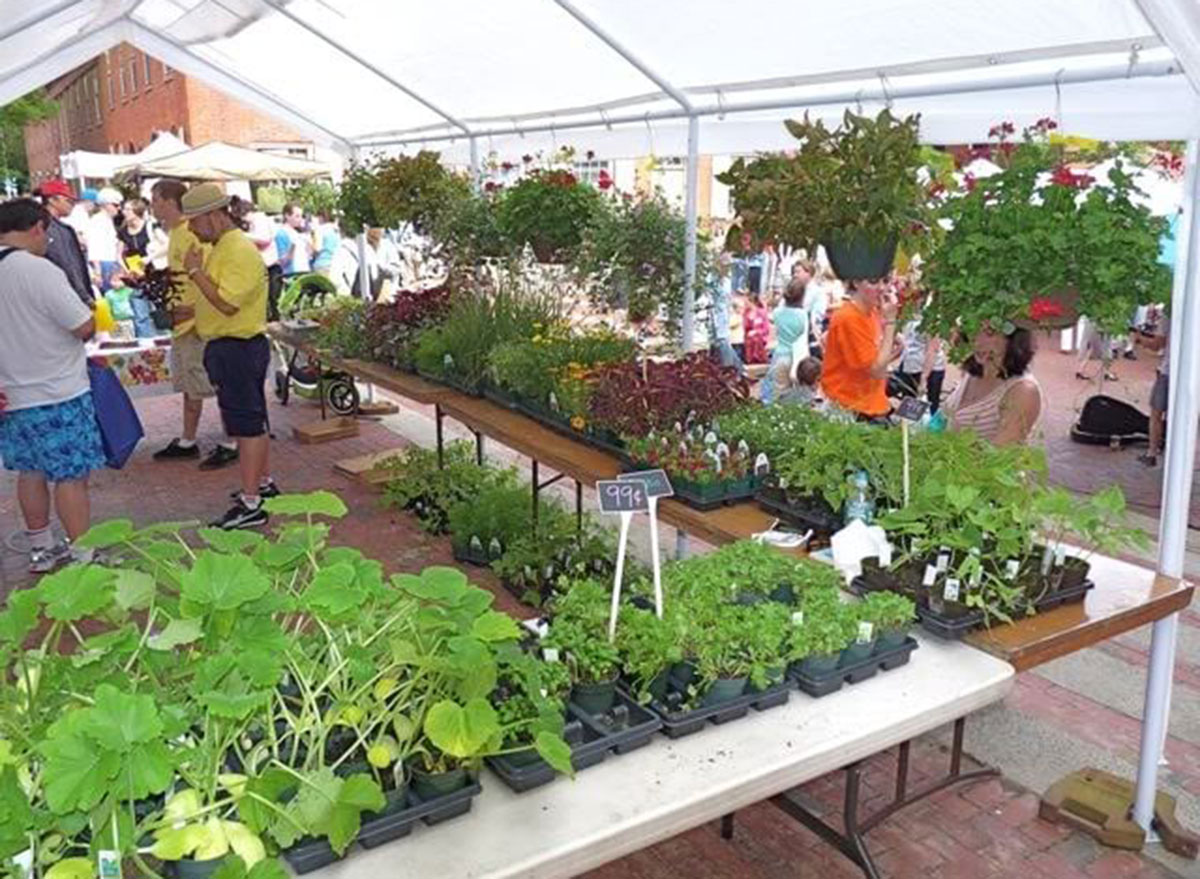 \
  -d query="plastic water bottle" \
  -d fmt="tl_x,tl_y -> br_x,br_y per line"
844,470 -> 875,525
